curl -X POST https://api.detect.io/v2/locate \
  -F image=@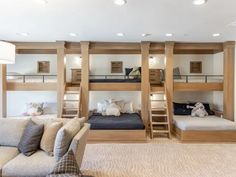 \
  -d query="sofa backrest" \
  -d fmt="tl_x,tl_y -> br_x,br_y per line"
0,118 -> 30,147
